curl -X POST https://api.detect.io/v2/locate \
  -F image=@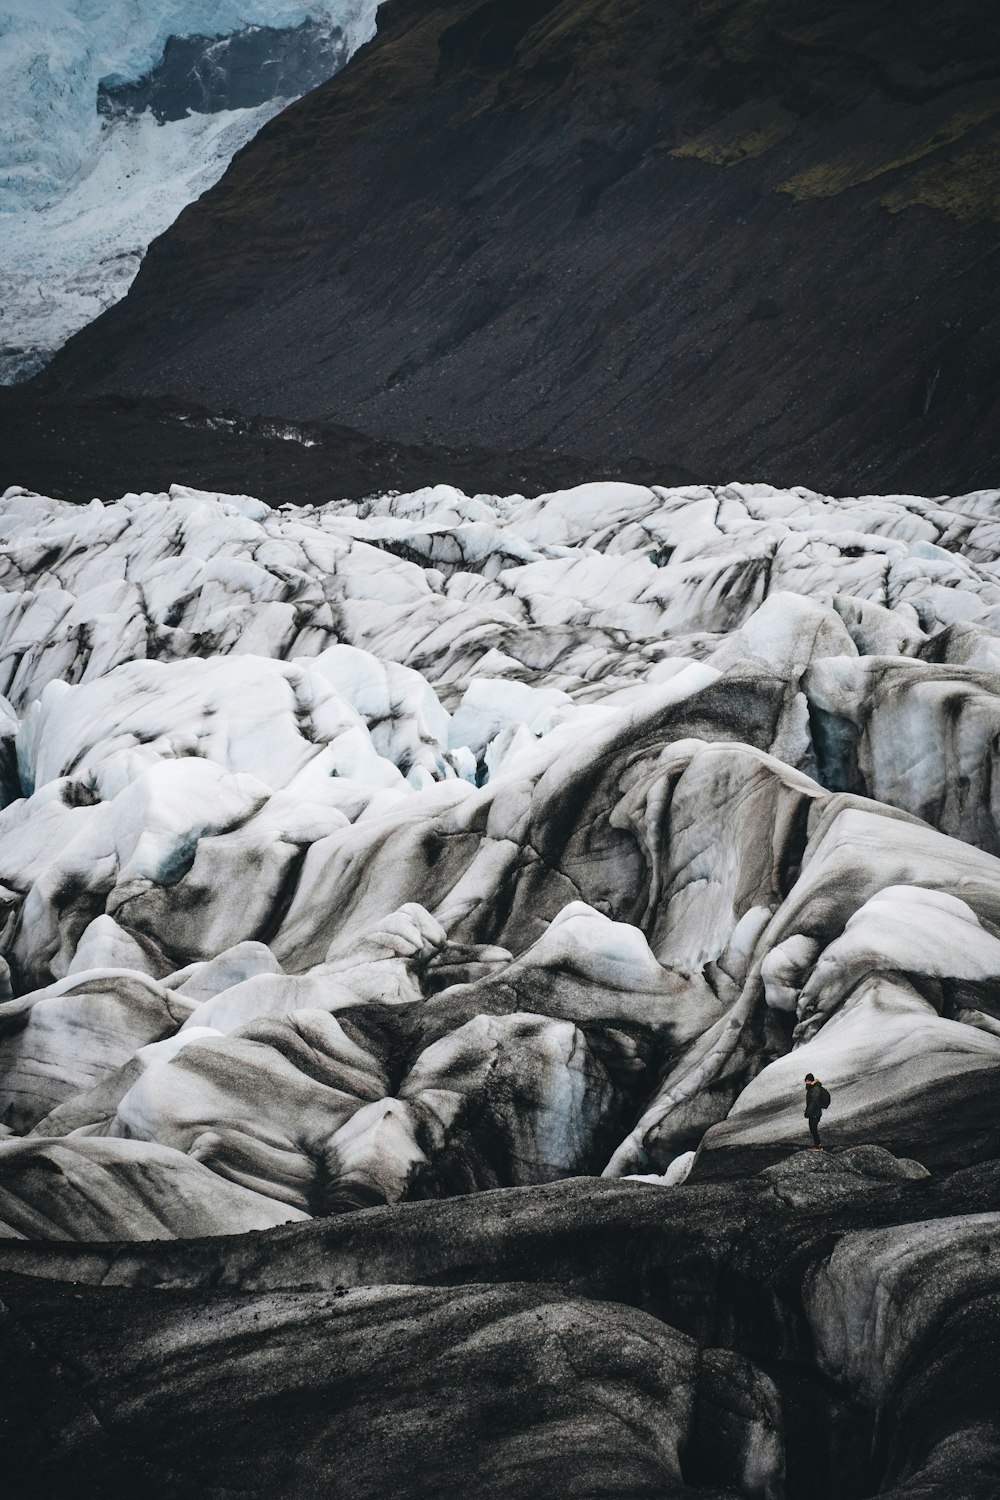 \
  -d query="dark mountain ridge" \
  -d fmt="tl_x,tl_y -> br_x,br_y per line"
39,0 -> 1000,494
